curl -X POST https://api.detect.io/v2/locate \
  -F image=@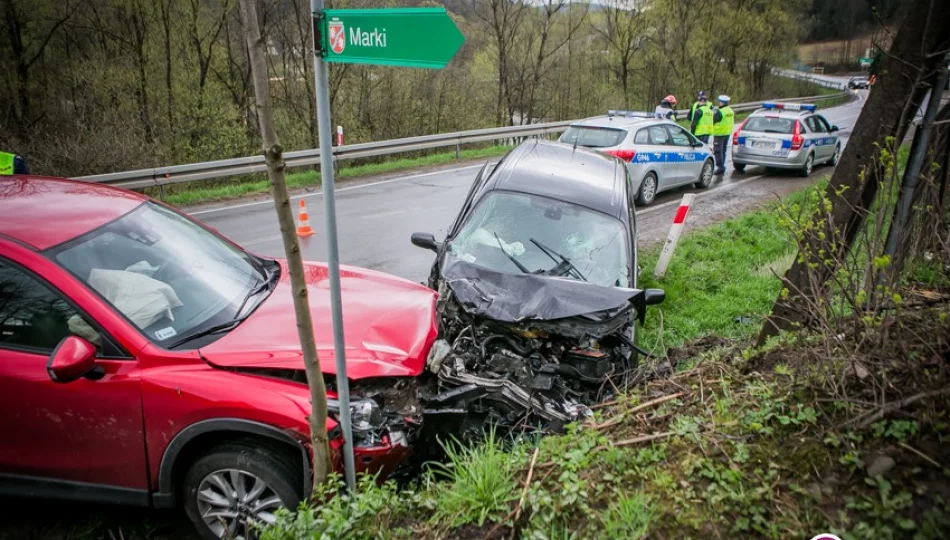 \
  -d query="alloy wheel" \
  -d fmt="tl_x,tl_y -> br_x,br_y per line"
641,175 -> 657,204
196,469 -> 283,539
